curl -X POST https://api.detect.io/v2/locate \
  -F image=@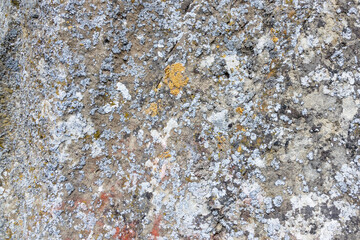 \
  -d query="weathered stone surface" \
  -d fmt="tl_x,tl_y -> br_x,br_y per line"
1,0 -> 360,239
